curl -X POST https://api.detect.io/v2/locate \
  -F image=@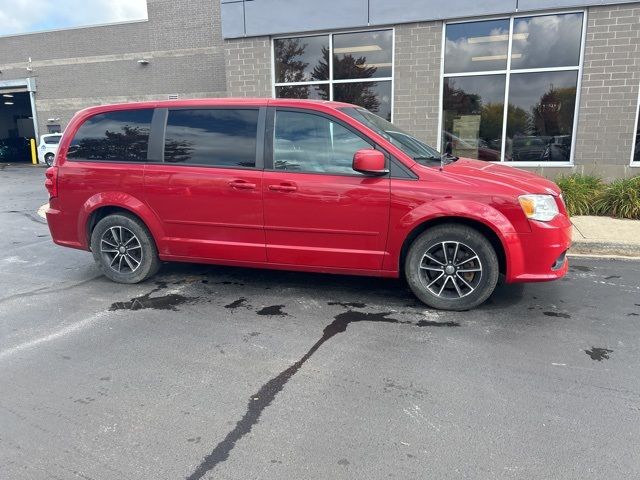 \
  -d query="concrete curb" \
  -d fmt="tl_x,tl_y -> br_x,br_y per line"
570,241 -> 640,258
